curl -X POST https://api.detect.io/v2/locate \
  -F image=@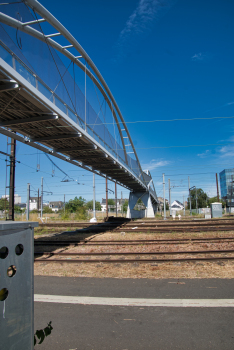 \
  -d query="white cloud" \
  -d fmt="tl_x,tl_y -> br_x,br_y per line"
197,150 -> 210,158
142,159 -> 170,171
204,101 -> 234,113
218,145 -> 234,158
113,0 -> 176,63
191,52 -> 212,62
